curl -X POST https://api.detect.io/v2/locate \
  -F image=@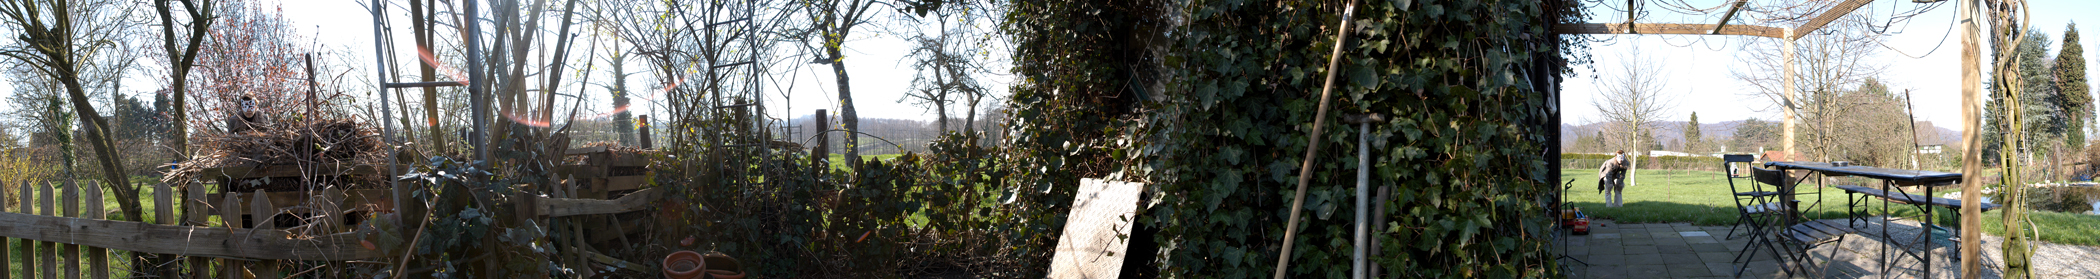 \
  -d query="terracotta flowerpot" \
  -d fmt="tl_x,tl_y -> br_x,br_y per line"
663,250 -> 706,279
703,252 -> 746,279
